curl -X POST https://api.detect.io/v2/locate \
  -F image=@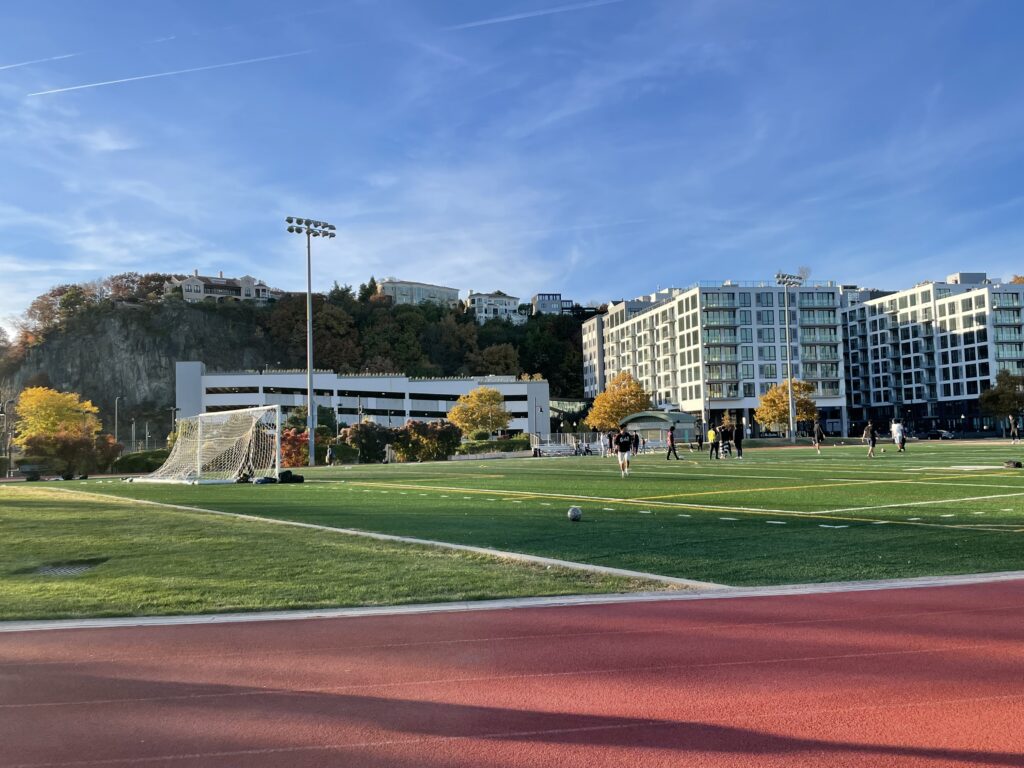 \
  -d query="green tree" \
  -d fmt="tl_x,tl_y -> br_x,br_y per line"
284,405 -> 338,433
358,276 -> 379,302
314,303 -> 362,373
340,420 -> 393,463
447,386 -> 511,435
583,371 -> 652,431
753,379 -> 818,433
467,343 -> 520,375
979,370 -> 1024,423
391,420 -> 462,462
